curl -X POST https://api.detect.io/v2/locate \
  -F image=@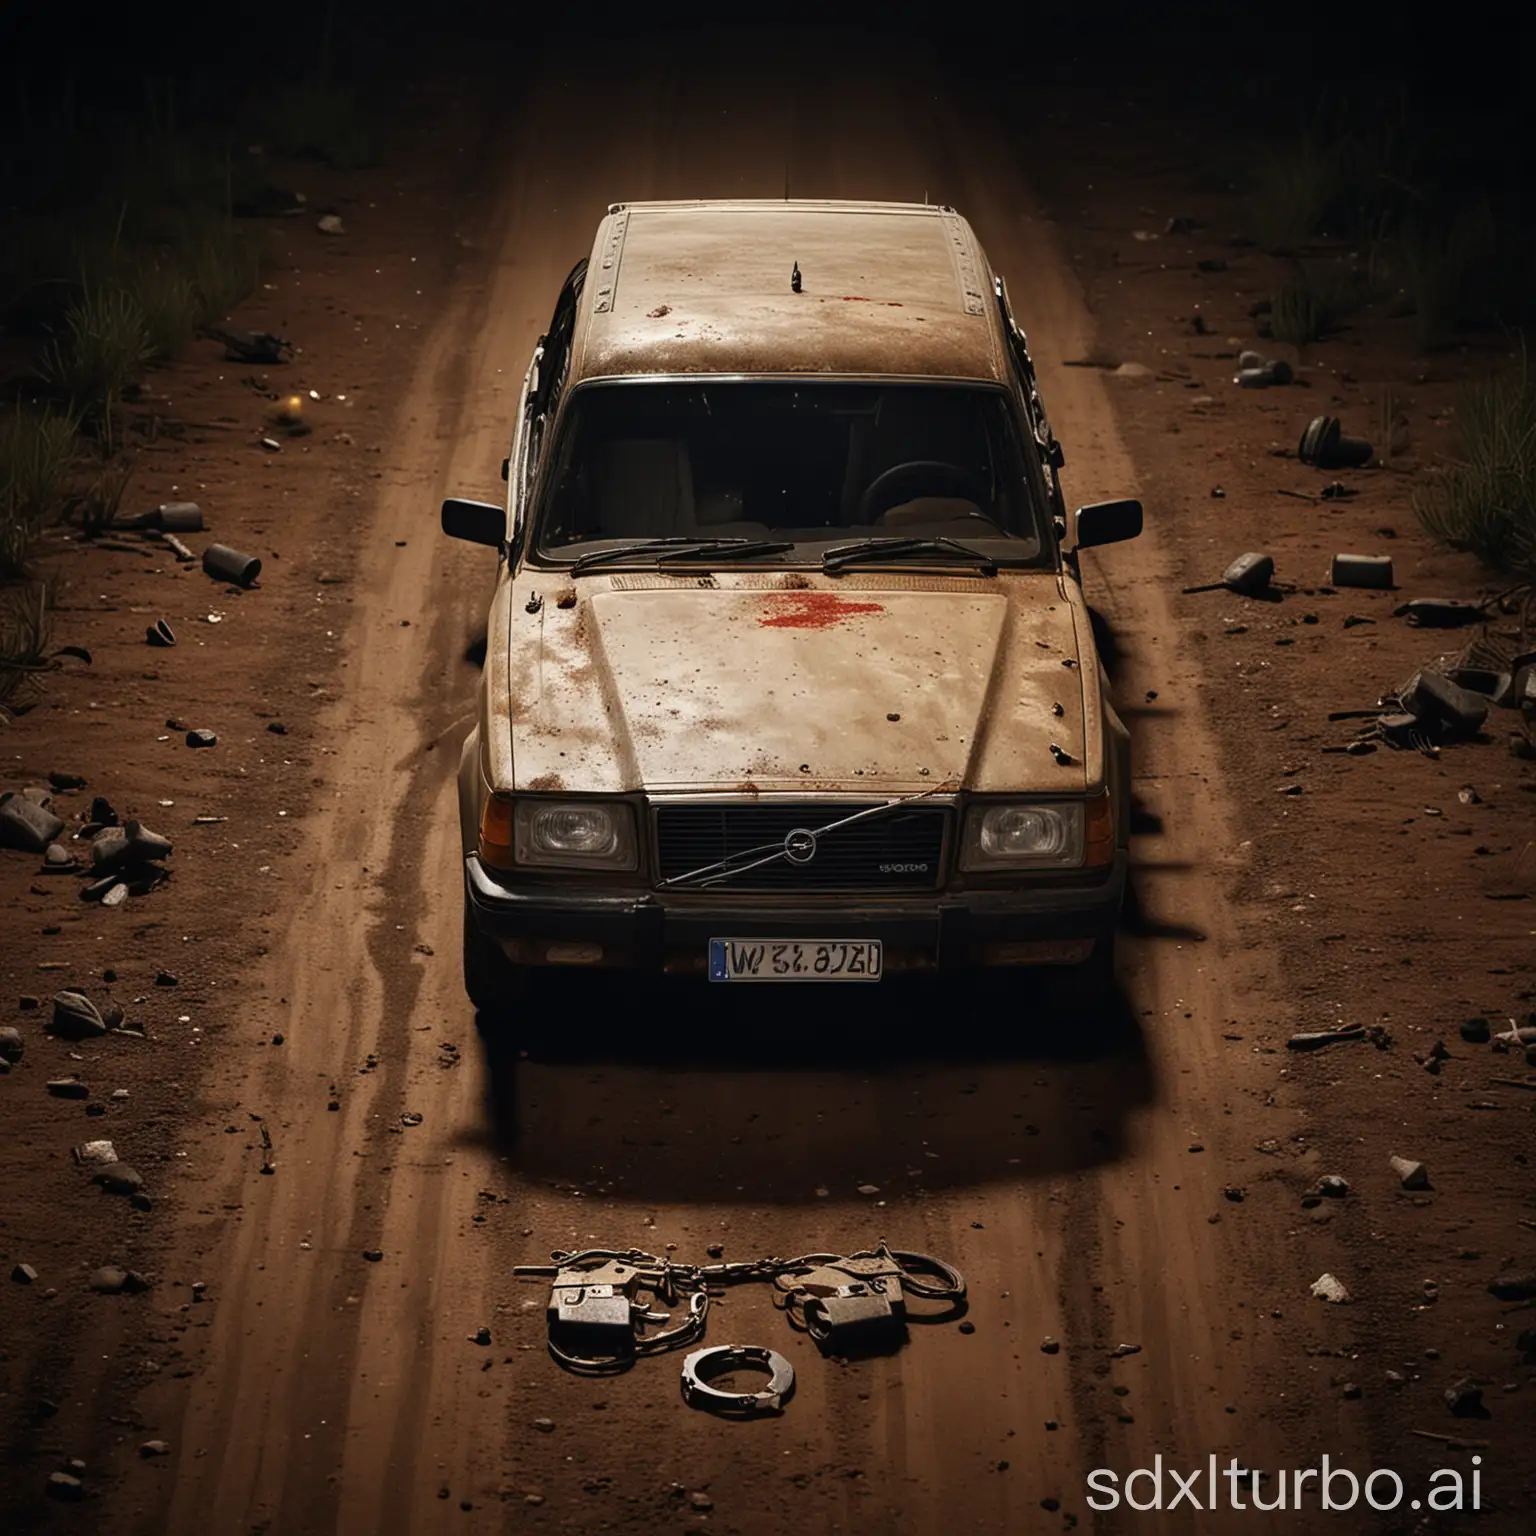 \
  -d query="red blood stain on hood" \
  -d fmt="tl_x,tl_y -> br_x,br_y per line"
759,592 -> 885,629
